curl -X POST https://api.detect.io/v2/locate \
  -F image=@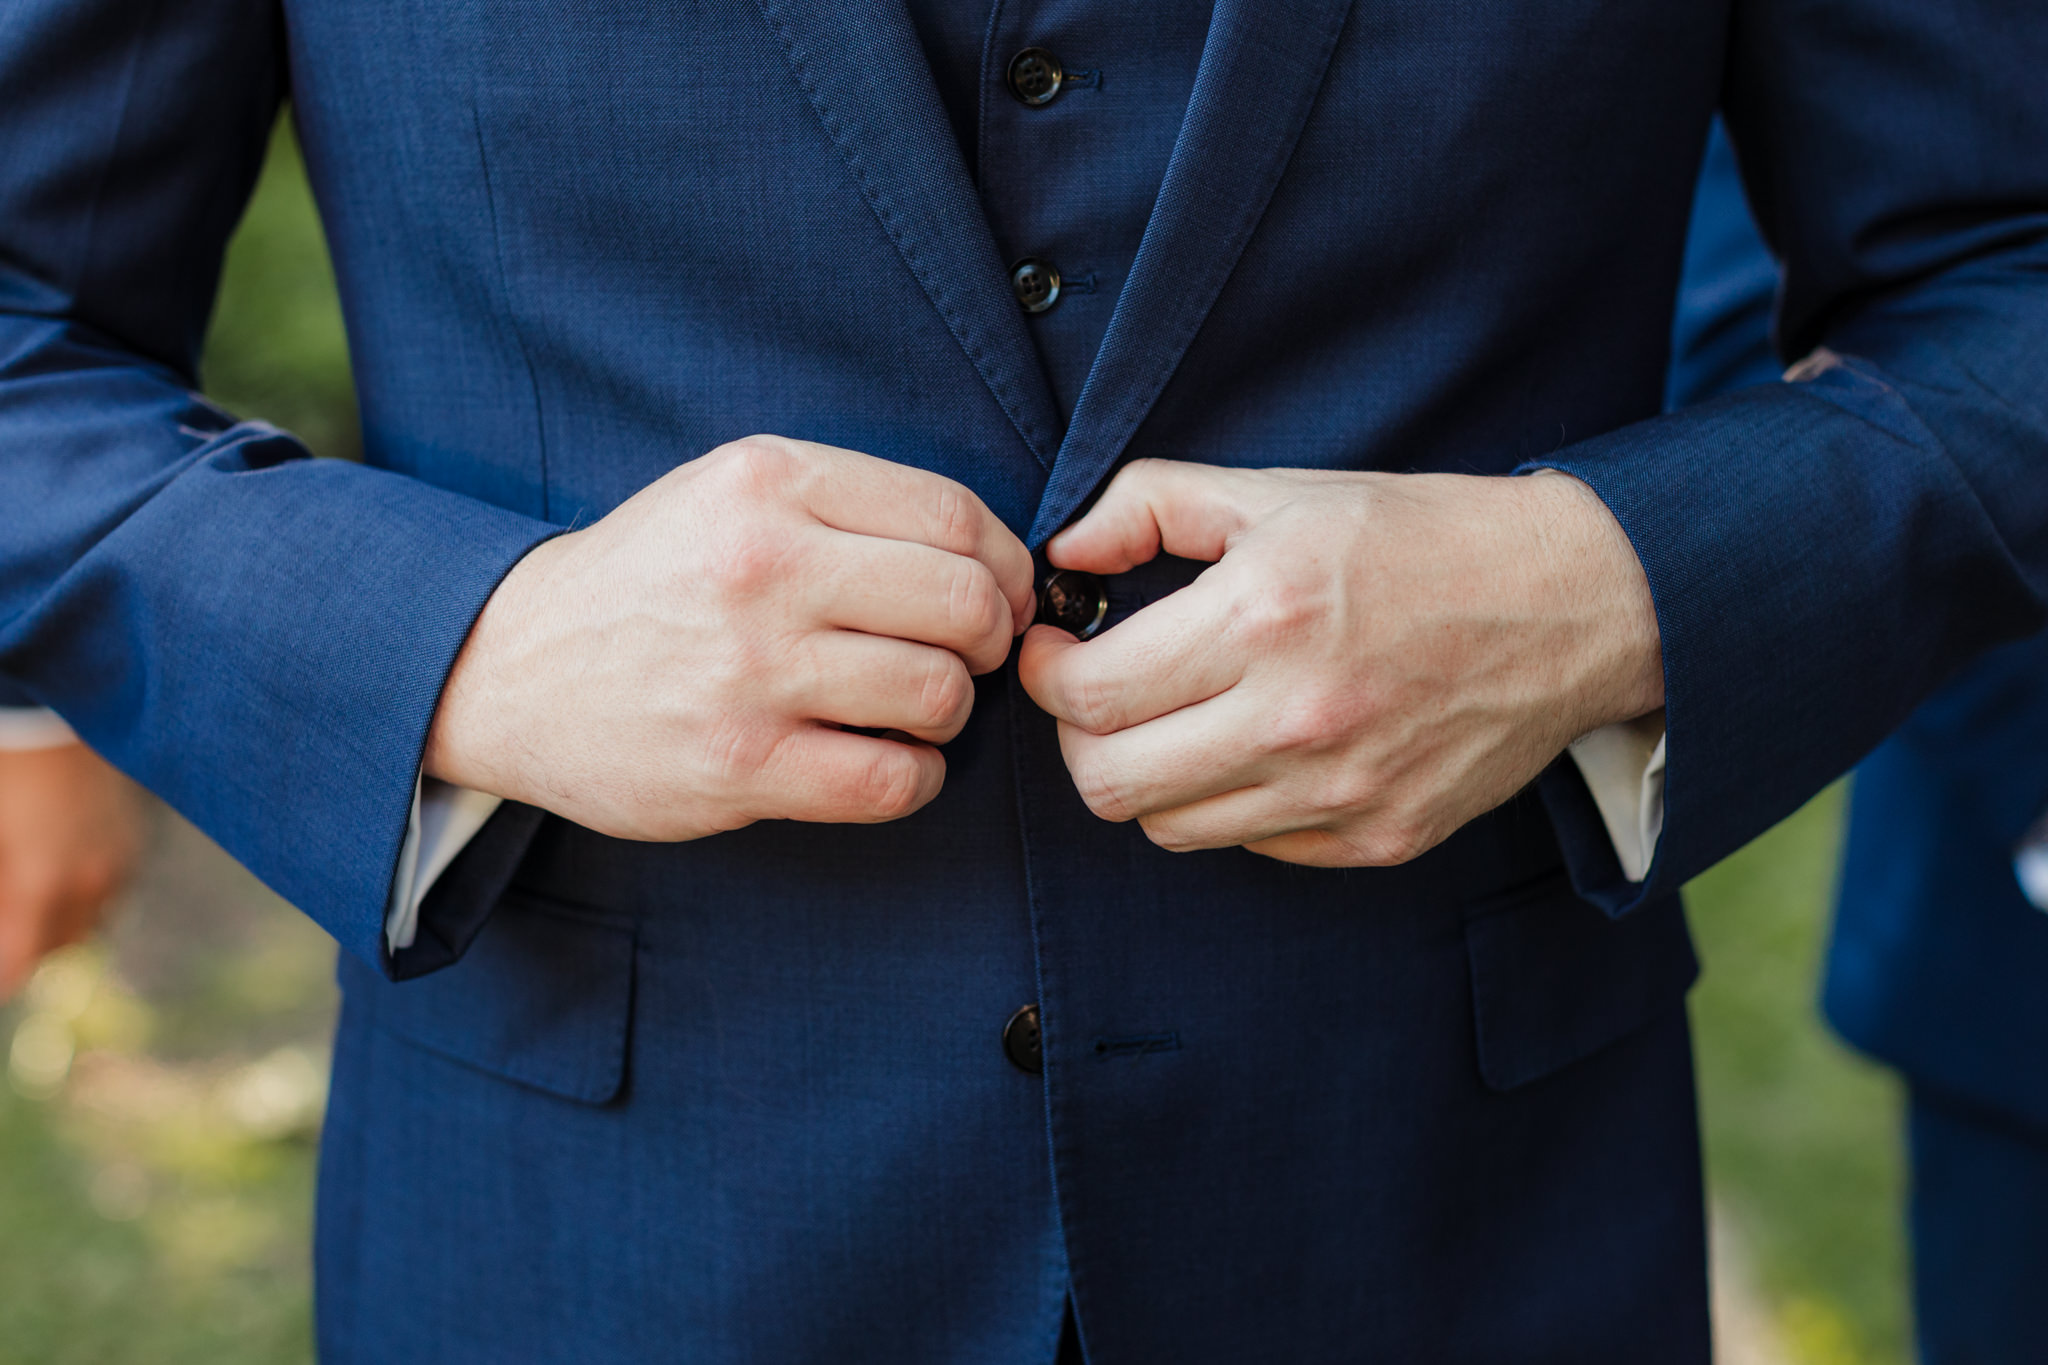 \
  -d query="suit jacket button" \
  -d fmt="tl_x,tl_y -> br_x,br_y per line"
1006,48 -> 1065,106
1003,1004 -> 1044,1074
1036,569 -> 1108,639
1010,258 -> 1062,313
